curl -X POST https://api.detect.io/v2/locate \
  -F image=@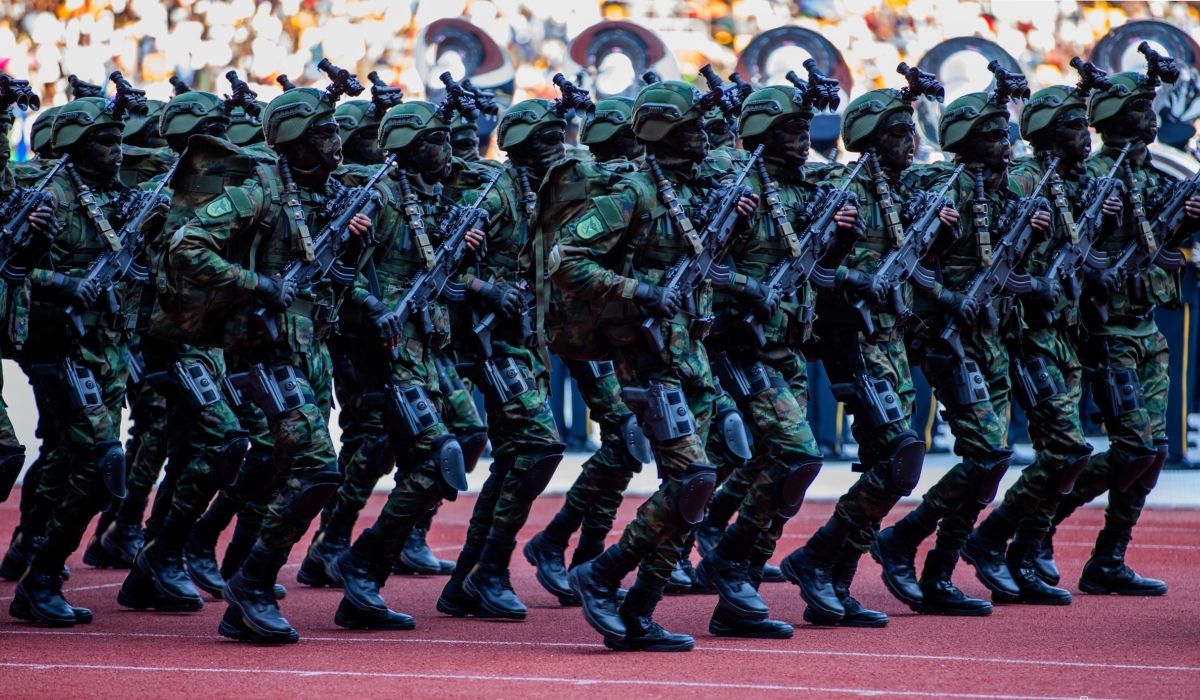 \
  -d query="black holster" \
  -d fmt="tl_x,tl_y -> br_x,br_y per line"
924,353 -> 989,409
